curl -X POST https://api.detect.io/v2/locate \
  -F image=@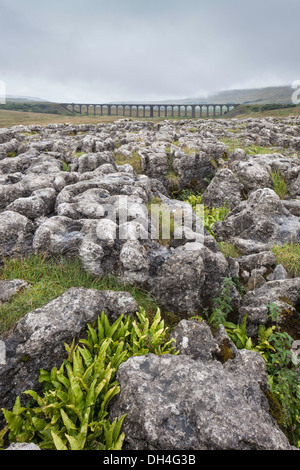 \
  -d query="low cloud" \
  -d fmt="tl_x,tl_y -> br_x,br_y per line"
1,0 -> 299,102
